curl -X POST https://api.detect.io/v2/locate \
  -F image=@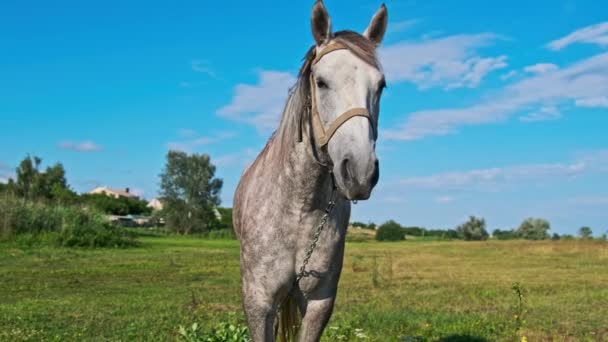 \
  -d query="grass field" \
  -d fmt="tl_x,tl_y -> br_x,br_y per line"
1,231 -> 607,341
